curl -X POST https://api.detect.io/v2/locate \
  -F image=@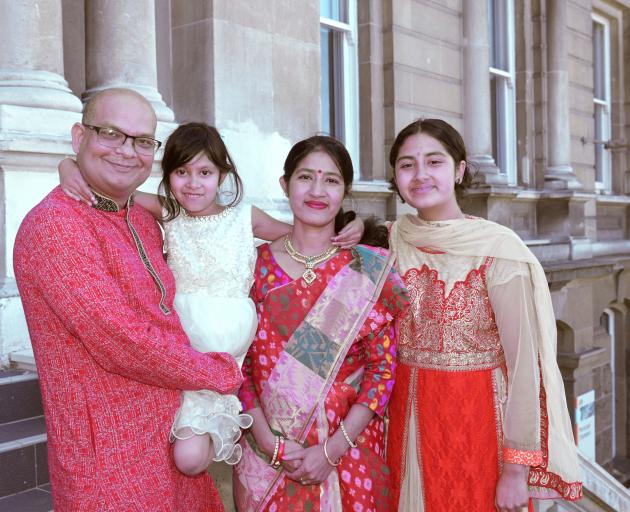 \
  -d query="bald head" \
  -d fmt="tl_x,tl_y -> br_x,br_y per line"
82,88 -> 157,127
72,87 -> 158,208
